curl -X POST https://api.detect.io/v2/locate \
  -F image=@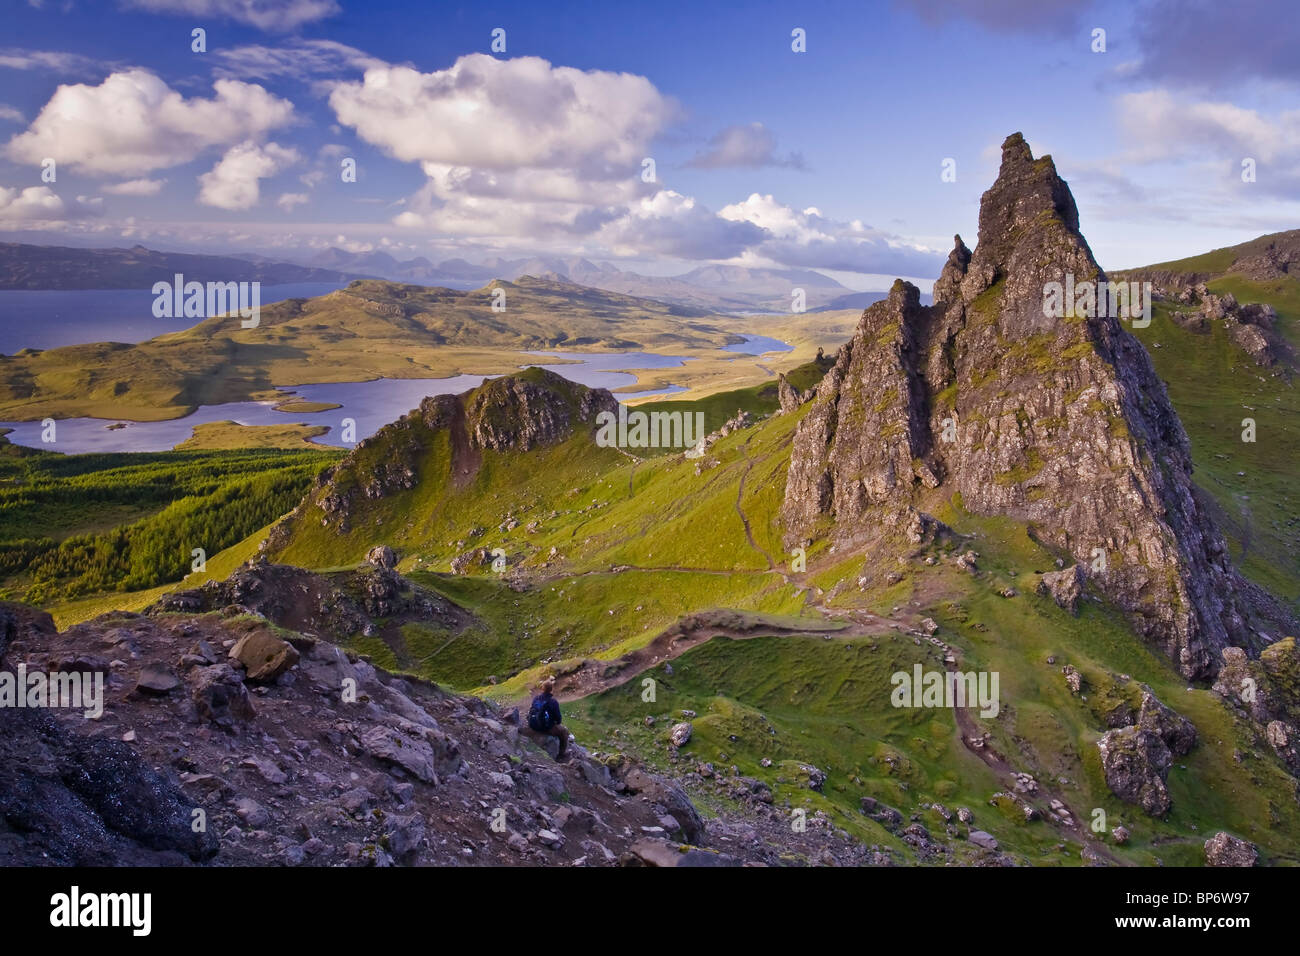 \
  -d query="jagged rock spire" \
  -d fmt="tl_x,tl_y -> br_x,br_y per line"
782,133 -> 1295,679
